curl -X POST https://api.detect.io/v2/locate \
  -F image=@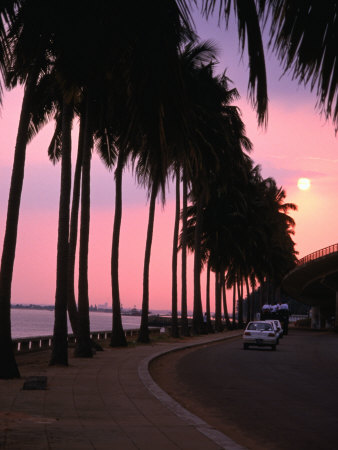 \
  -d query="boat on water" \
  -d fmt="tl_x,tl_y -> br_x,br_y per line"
122,307 -> 143,316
